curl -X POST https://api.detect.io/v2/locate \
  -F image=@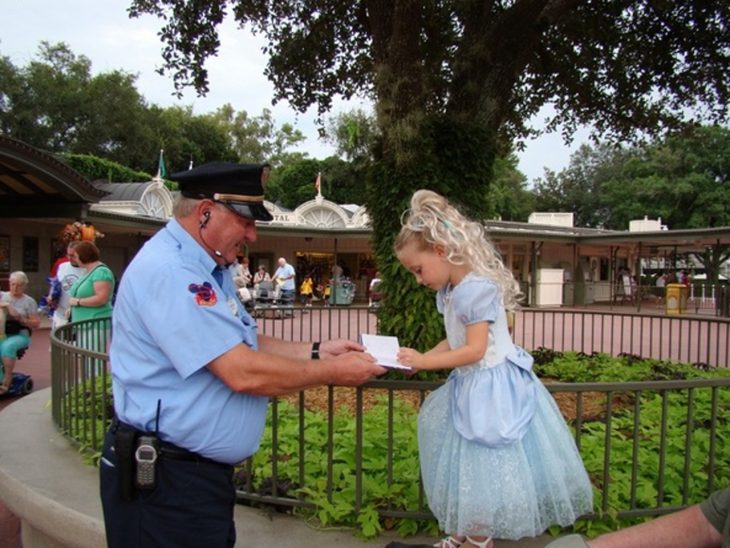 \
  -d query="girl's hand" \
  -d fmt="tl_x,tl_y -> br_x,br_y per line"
397,347 -> 424,369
